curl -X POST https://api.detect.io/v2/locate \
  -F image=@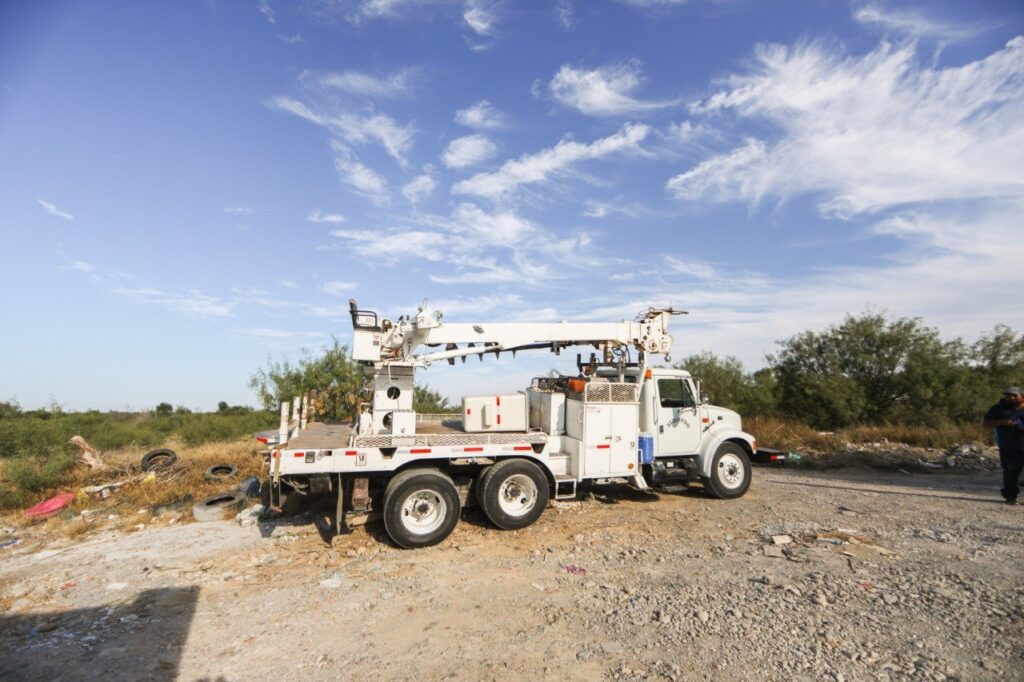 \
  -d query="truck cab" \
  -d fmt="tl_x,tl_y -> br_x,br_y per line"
639,368 -> 754,498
